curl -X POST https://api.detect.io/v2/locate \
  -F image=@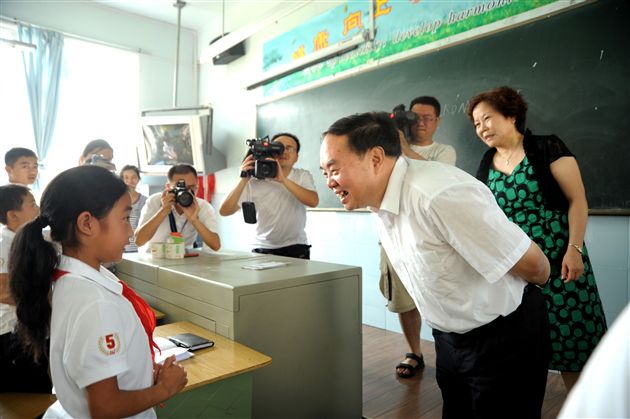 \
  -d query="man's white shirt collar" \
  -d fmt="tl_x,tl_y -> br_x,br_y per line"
369,156 -> 409,215
57,255 -> 122,295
